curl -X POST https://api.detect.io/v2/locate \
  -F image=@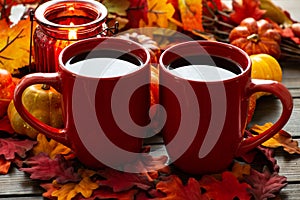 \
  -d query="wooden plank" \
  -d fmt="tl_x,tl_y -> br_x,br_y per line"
0,168 -> 43,197
280,184 -> 300,200
274,142 -> 300,181
248,97 -> 300,137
